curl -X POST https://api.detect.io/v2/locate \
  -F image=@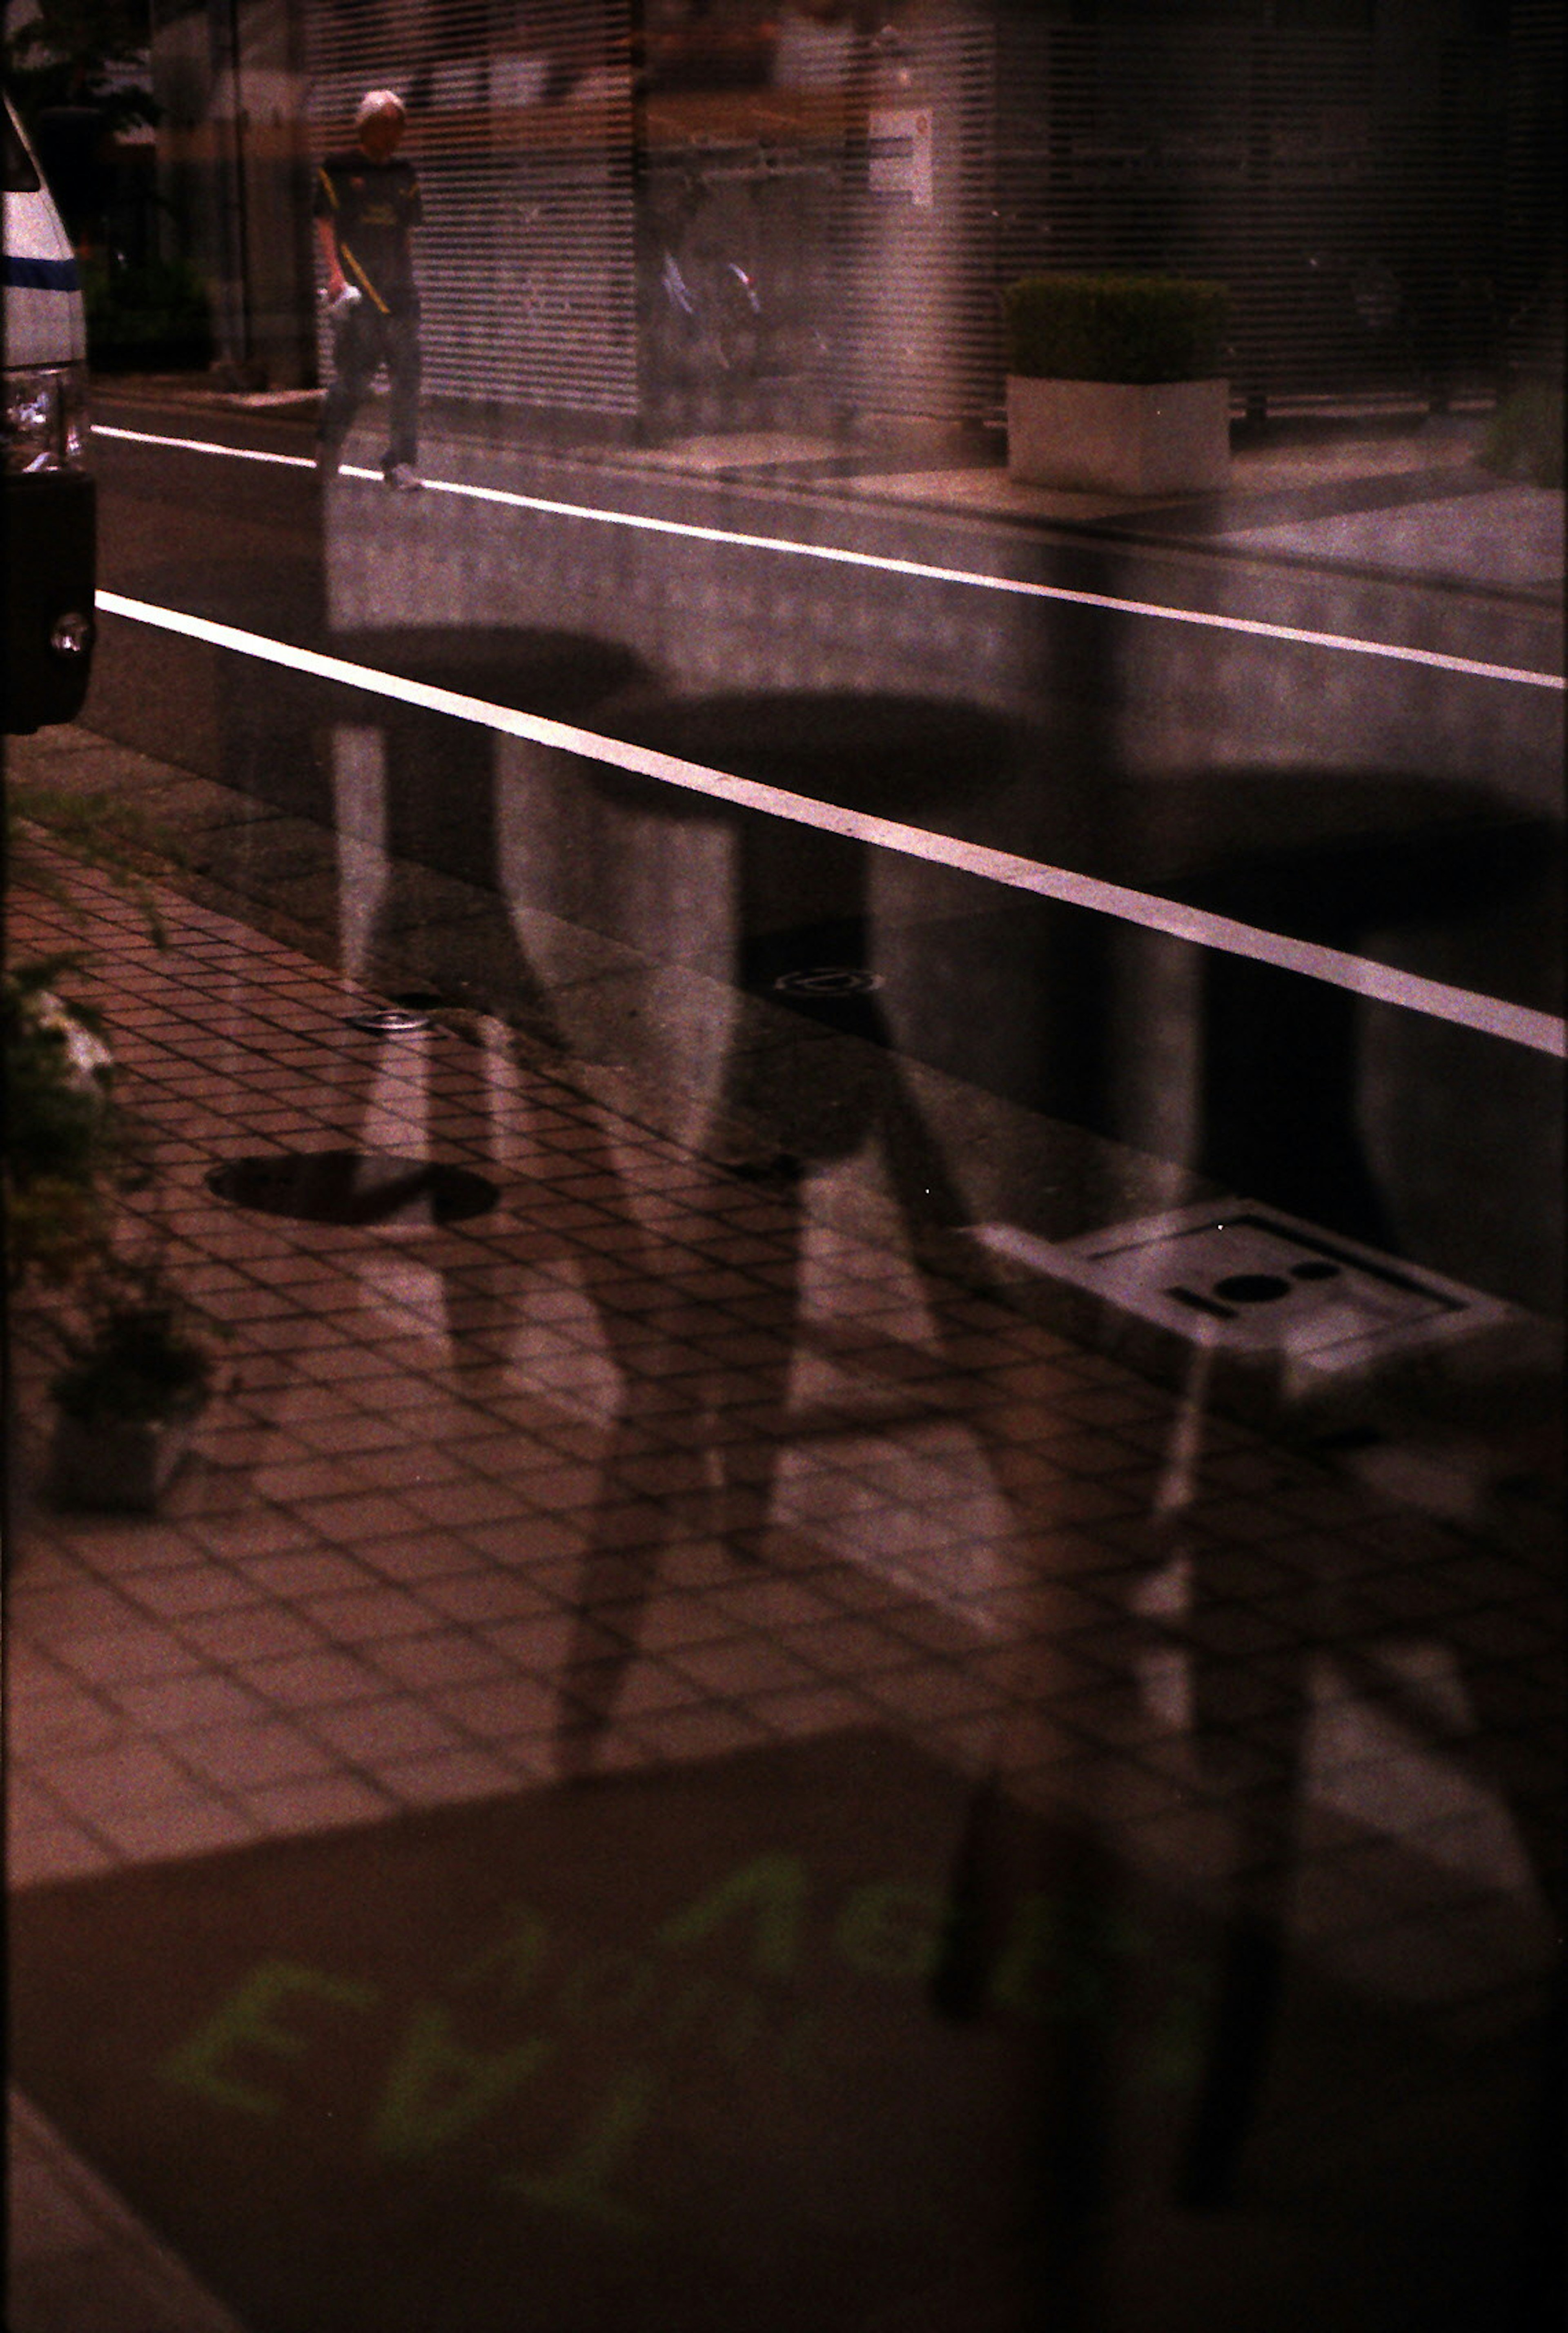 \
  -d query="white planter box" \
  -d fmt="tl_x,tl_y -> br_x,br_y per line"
1007,375 -> 1231,495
